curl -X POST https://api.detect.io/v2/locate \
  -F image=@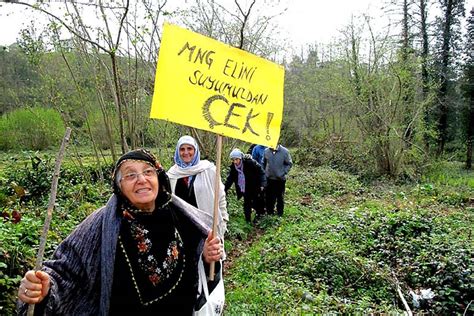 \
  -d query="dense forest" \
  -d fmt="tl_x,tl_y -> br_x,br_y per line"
0,0 -> 473,314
